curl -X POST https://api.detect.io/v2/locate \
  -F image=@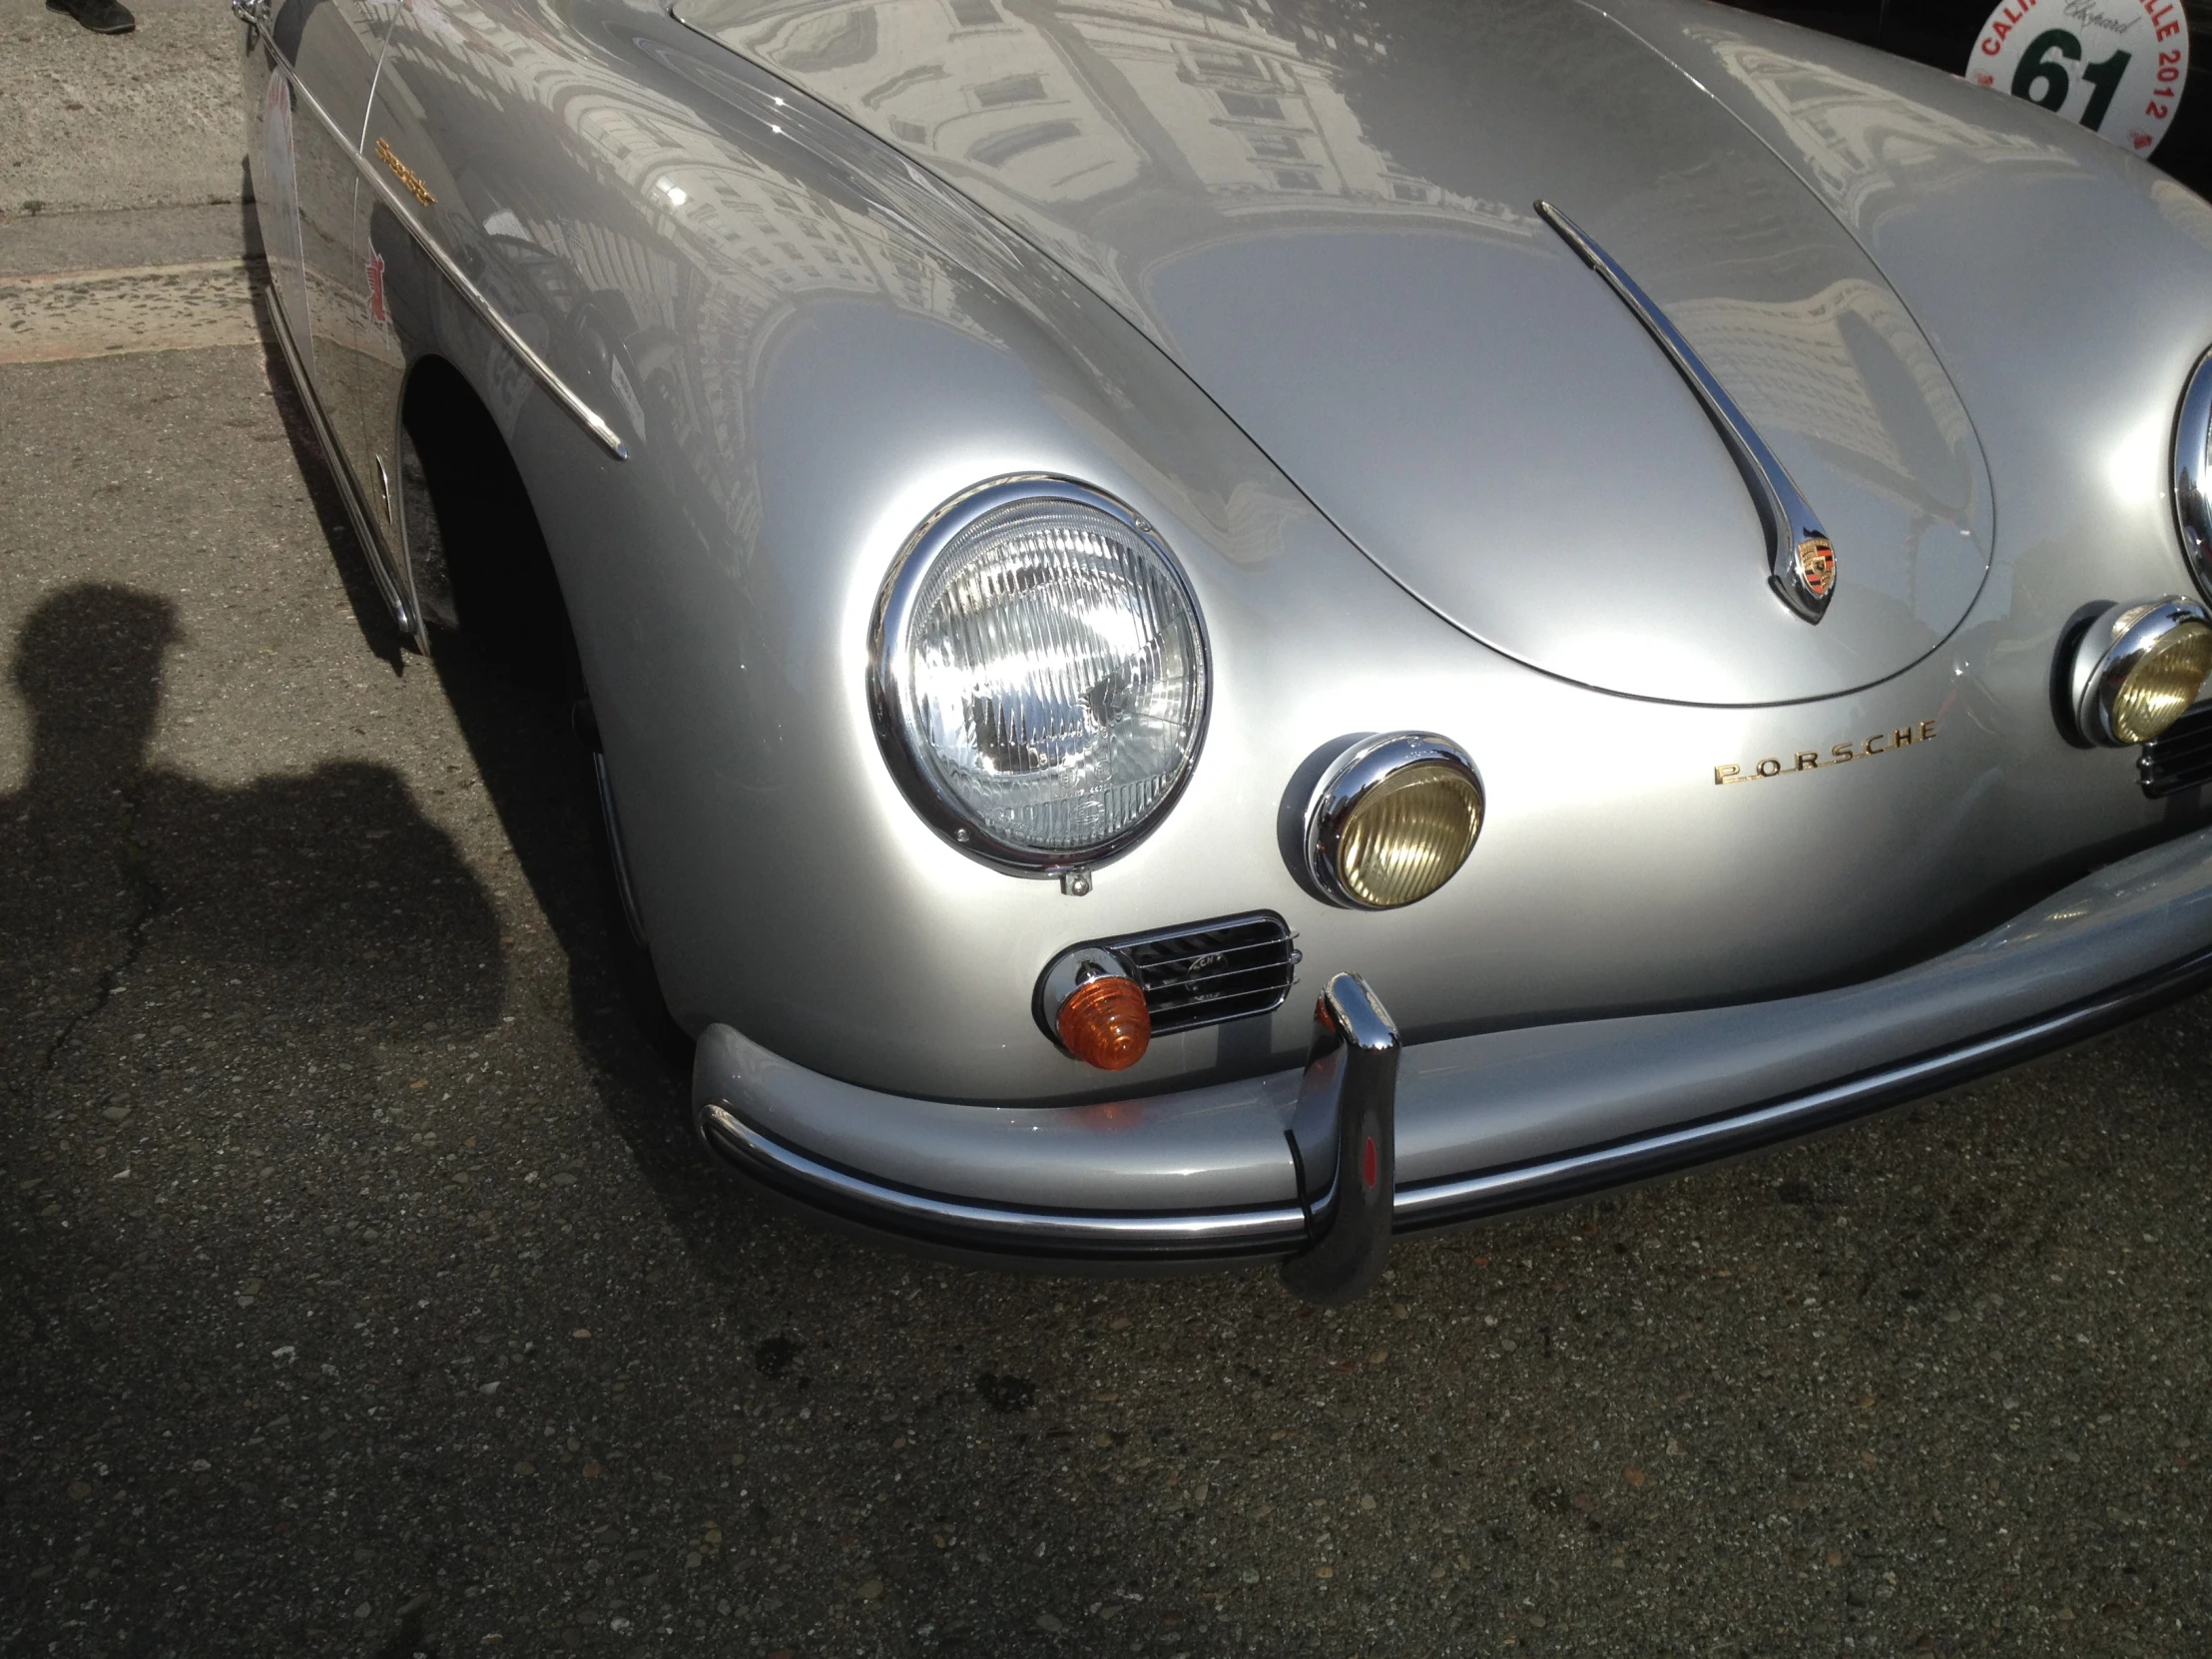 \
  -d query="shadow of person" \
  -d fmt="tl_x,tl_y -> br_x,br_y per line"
0,583 -> 511,1649
0,581 -> 503,1131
